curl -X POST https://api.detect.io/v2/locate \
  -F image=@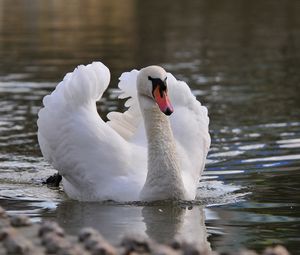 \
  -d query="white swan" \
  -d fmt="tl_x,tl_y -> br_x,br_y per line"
37,62 -> 210,202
